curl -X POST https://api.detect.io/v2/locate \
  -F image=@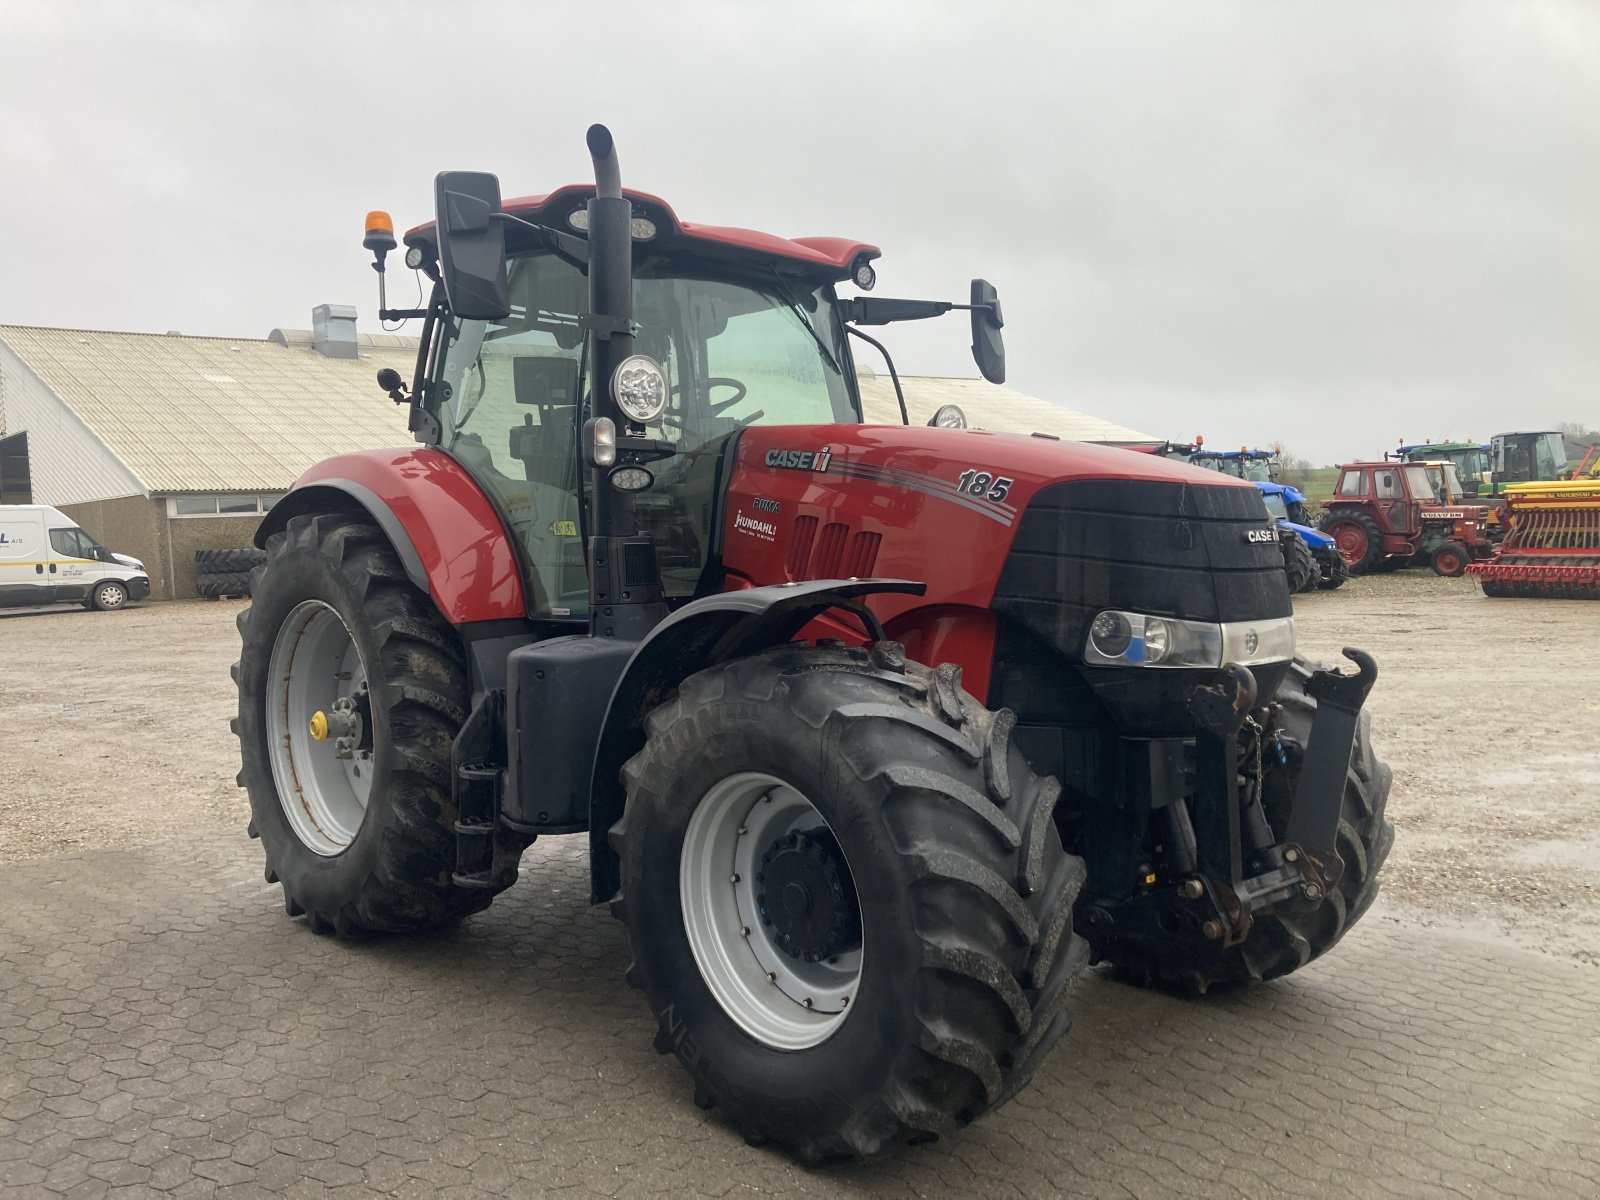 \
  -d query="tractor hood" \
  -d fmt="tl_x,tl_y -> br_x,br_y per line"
721,422 -> 1275,616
